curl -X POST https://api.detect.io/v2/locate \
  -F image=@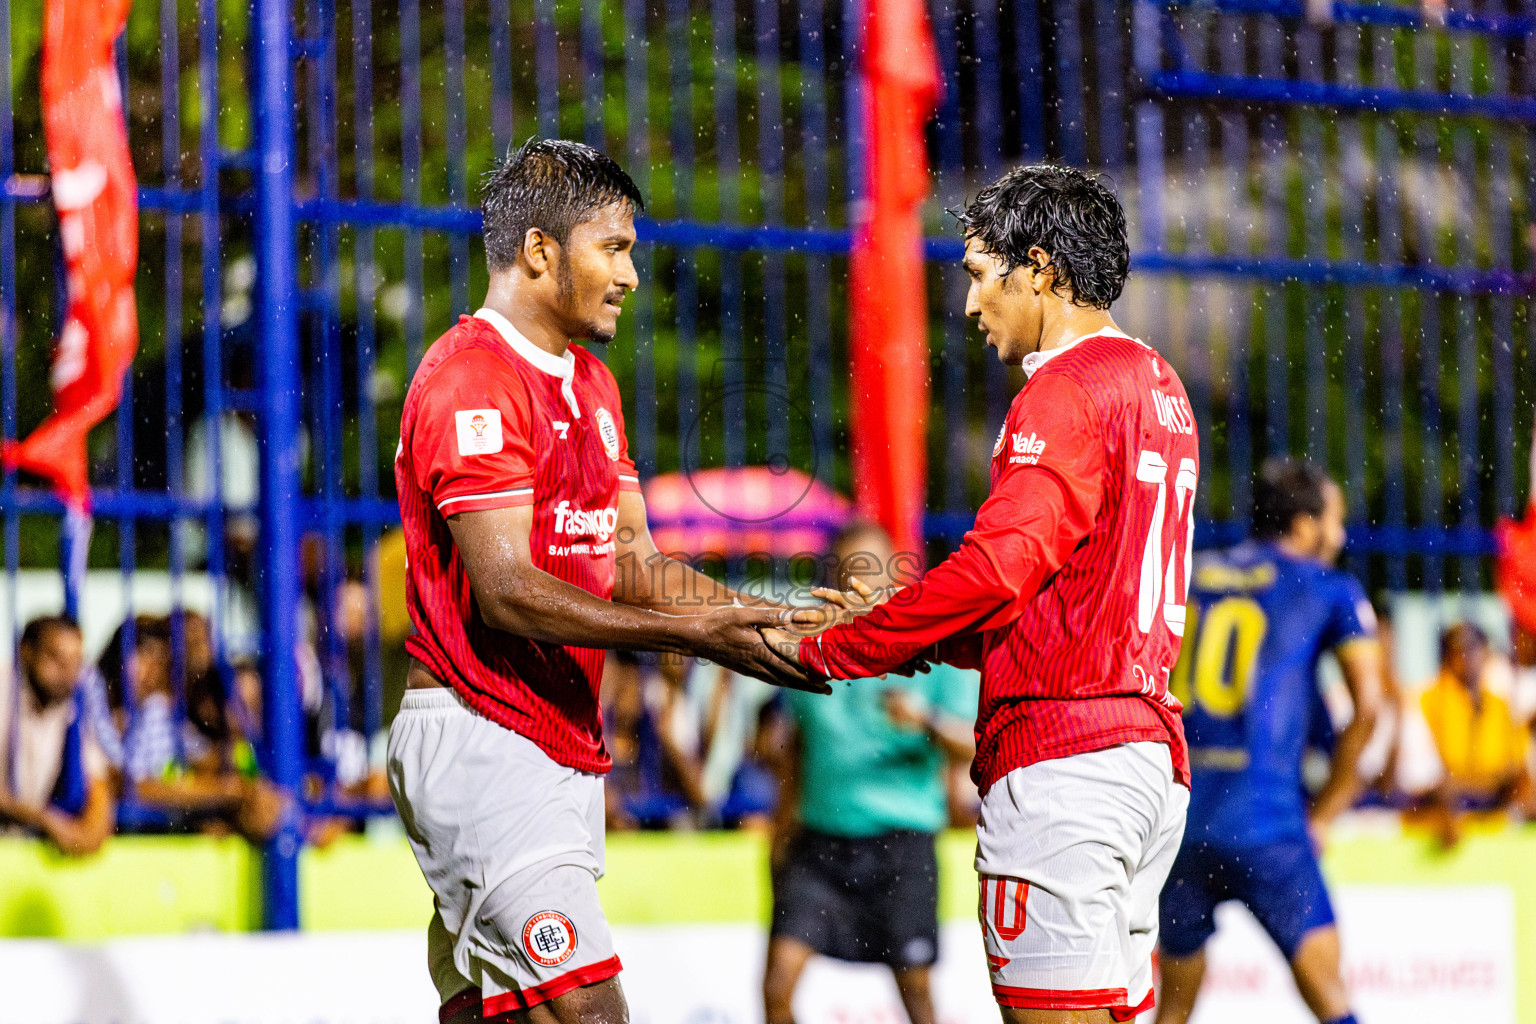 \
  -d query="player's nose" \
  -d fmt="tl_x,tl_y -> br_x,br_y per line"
965,282 -> 982,320
615,253 -> 639,292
